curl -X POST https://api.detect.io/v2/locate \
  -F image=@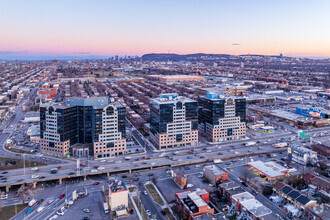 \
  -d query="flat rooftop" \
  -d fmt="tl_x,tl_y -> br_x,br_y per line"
204,165 -> 226,176
109,177 -> 128,193
241,199 -> 272,218
231,191 -> 255,203
248,161 -> 288,179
